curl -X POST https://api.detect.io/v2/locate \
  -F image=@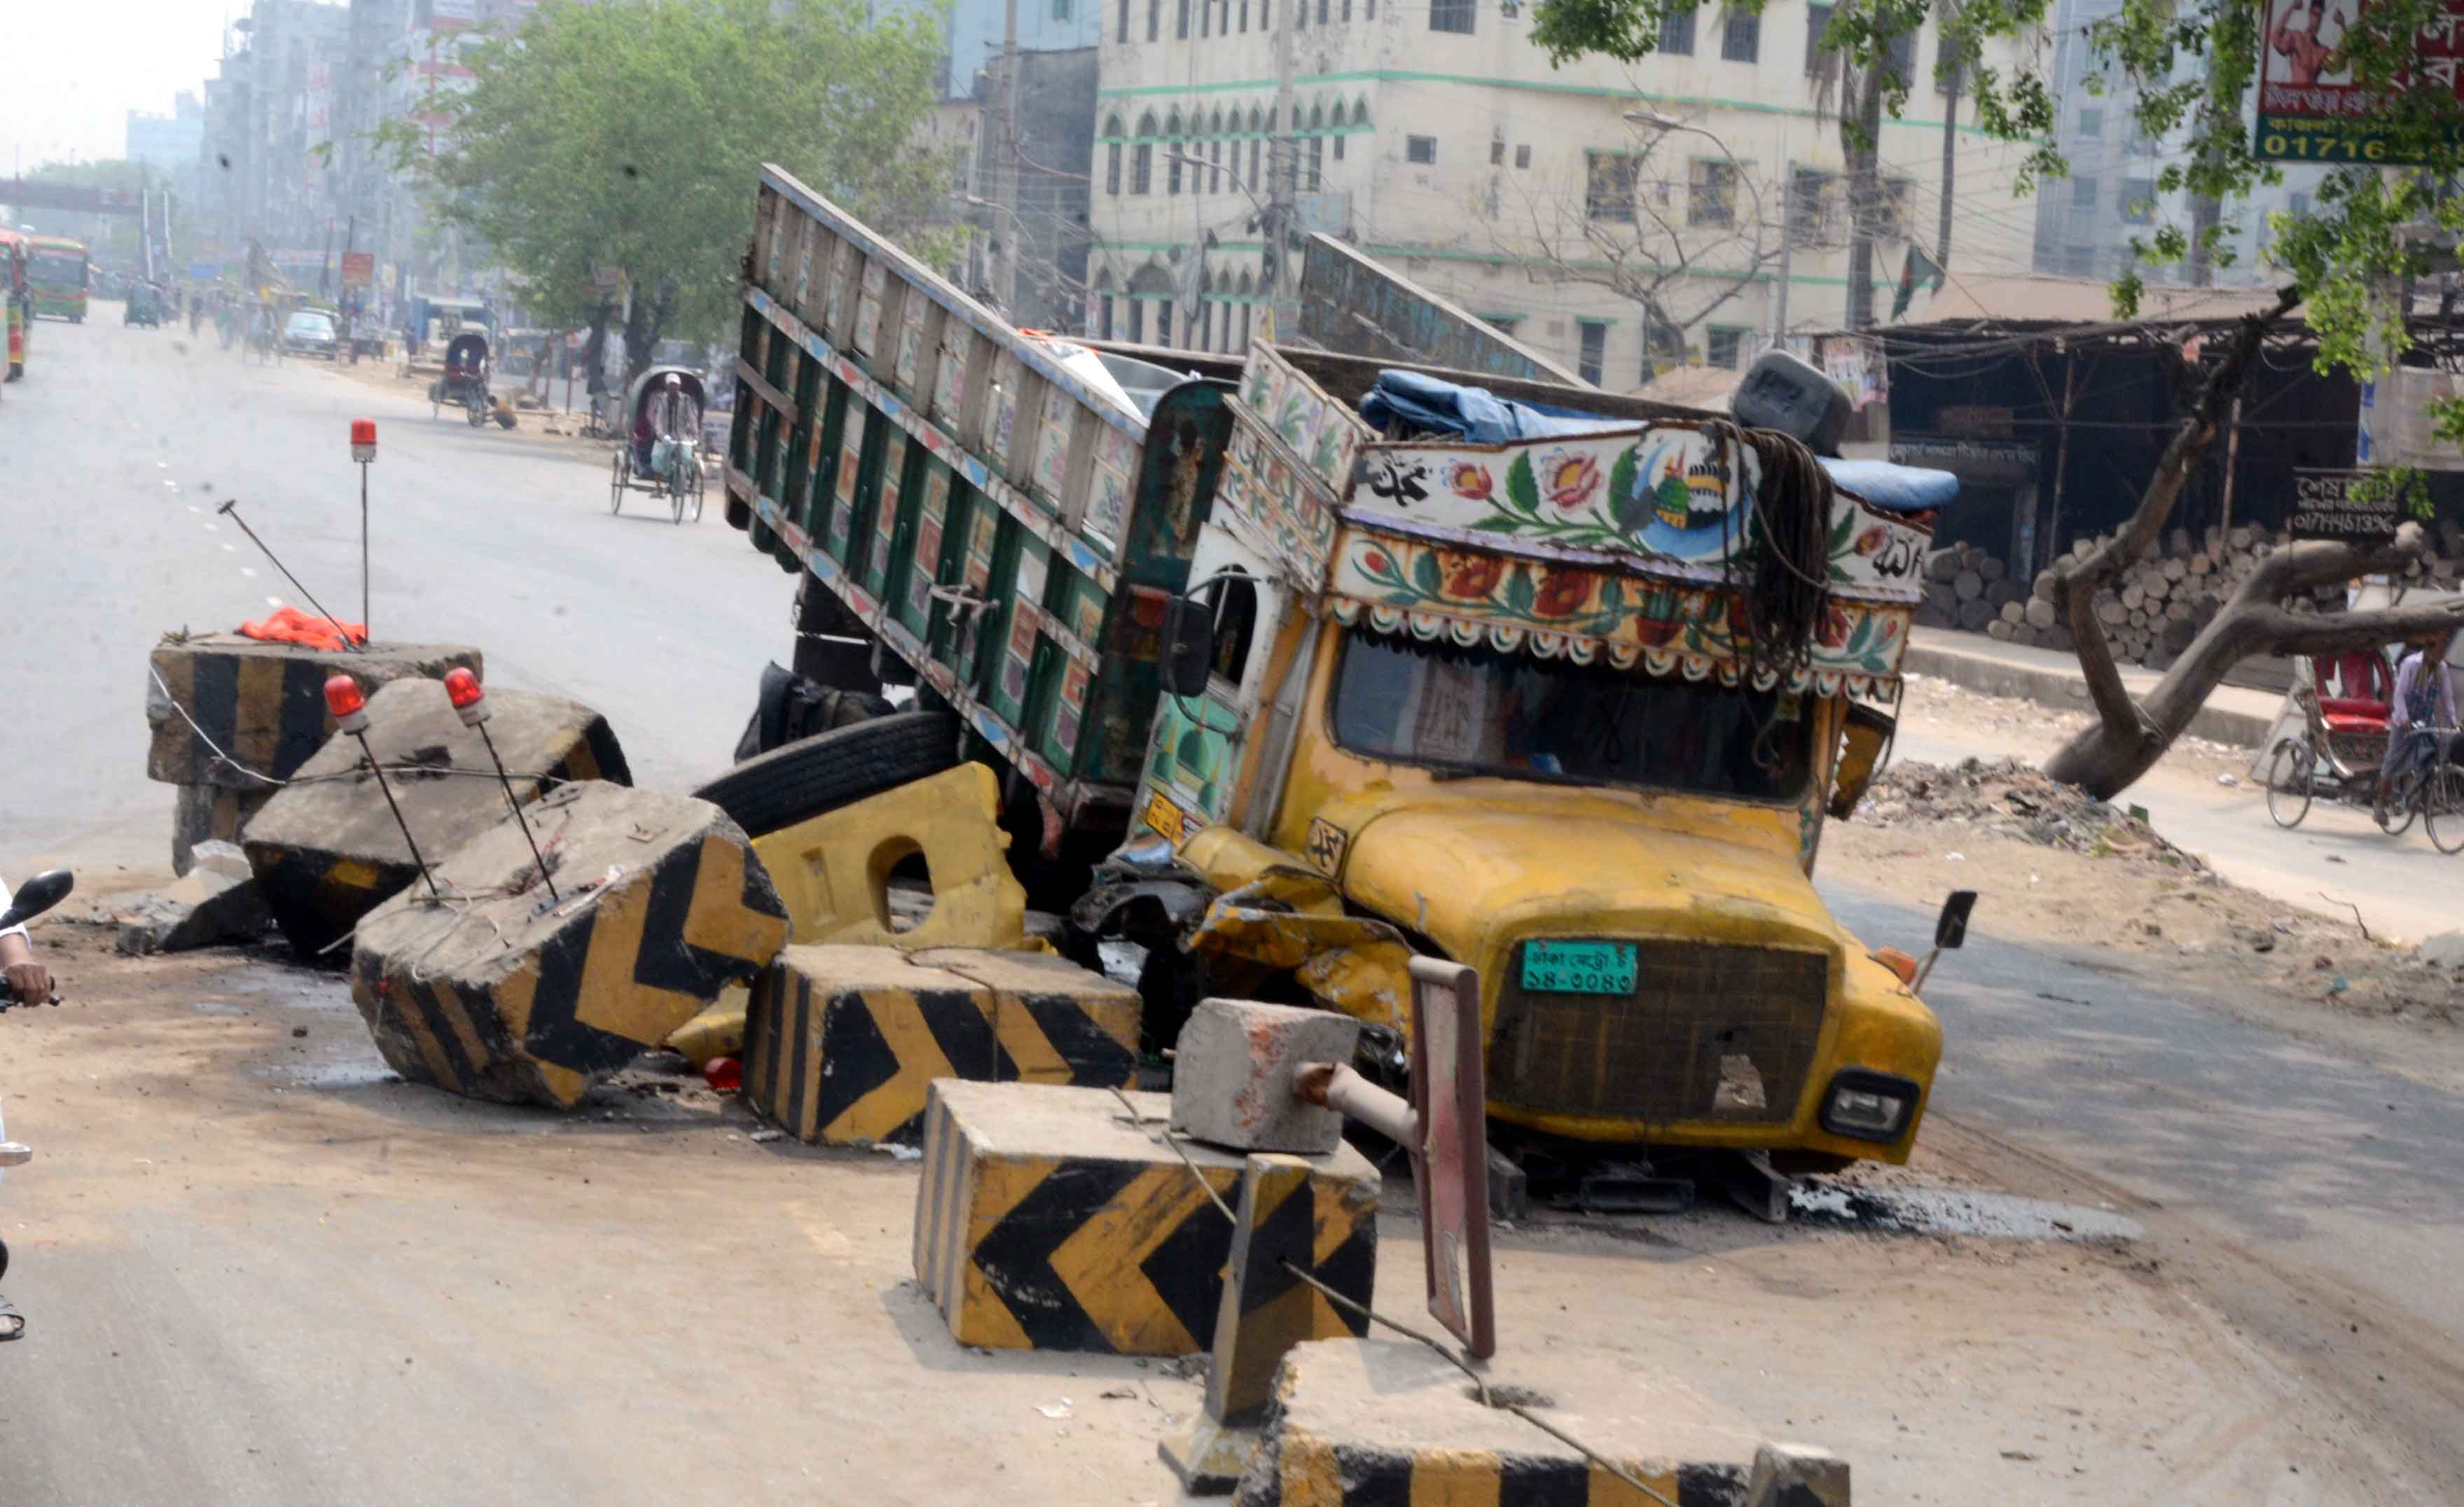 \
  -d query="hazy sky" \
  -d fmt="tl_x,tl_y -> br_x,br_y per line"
2,0 -> 234,172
